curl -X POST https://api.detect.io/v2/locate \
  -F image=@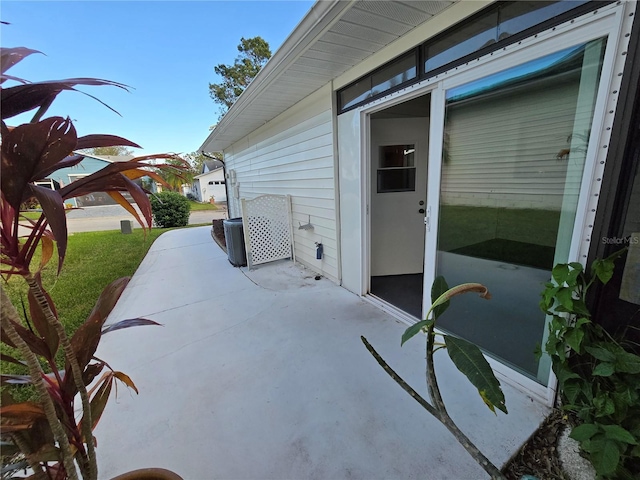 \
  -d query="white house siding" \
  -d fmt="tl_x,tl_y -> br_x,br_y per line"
194,169 -> 226,203
441,76 -> 581,210
224,85 -> 338,282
